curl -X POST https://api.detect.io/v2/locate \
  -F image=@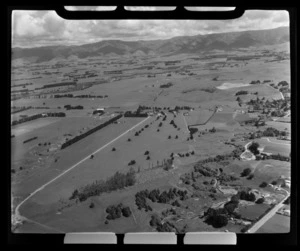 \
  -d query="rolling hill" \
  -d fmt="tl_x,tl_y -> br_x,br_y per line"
12,26 -> 289,63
